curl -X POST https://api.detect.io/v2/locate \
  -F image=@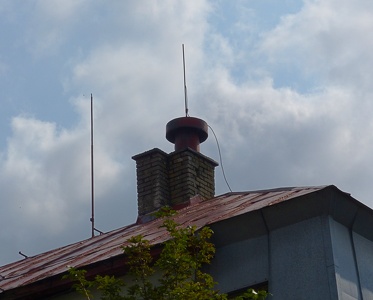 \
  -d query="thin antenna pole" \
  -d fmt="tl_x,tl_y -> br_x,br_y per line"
182,44 -> 189,117
90,94 -> 95,238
